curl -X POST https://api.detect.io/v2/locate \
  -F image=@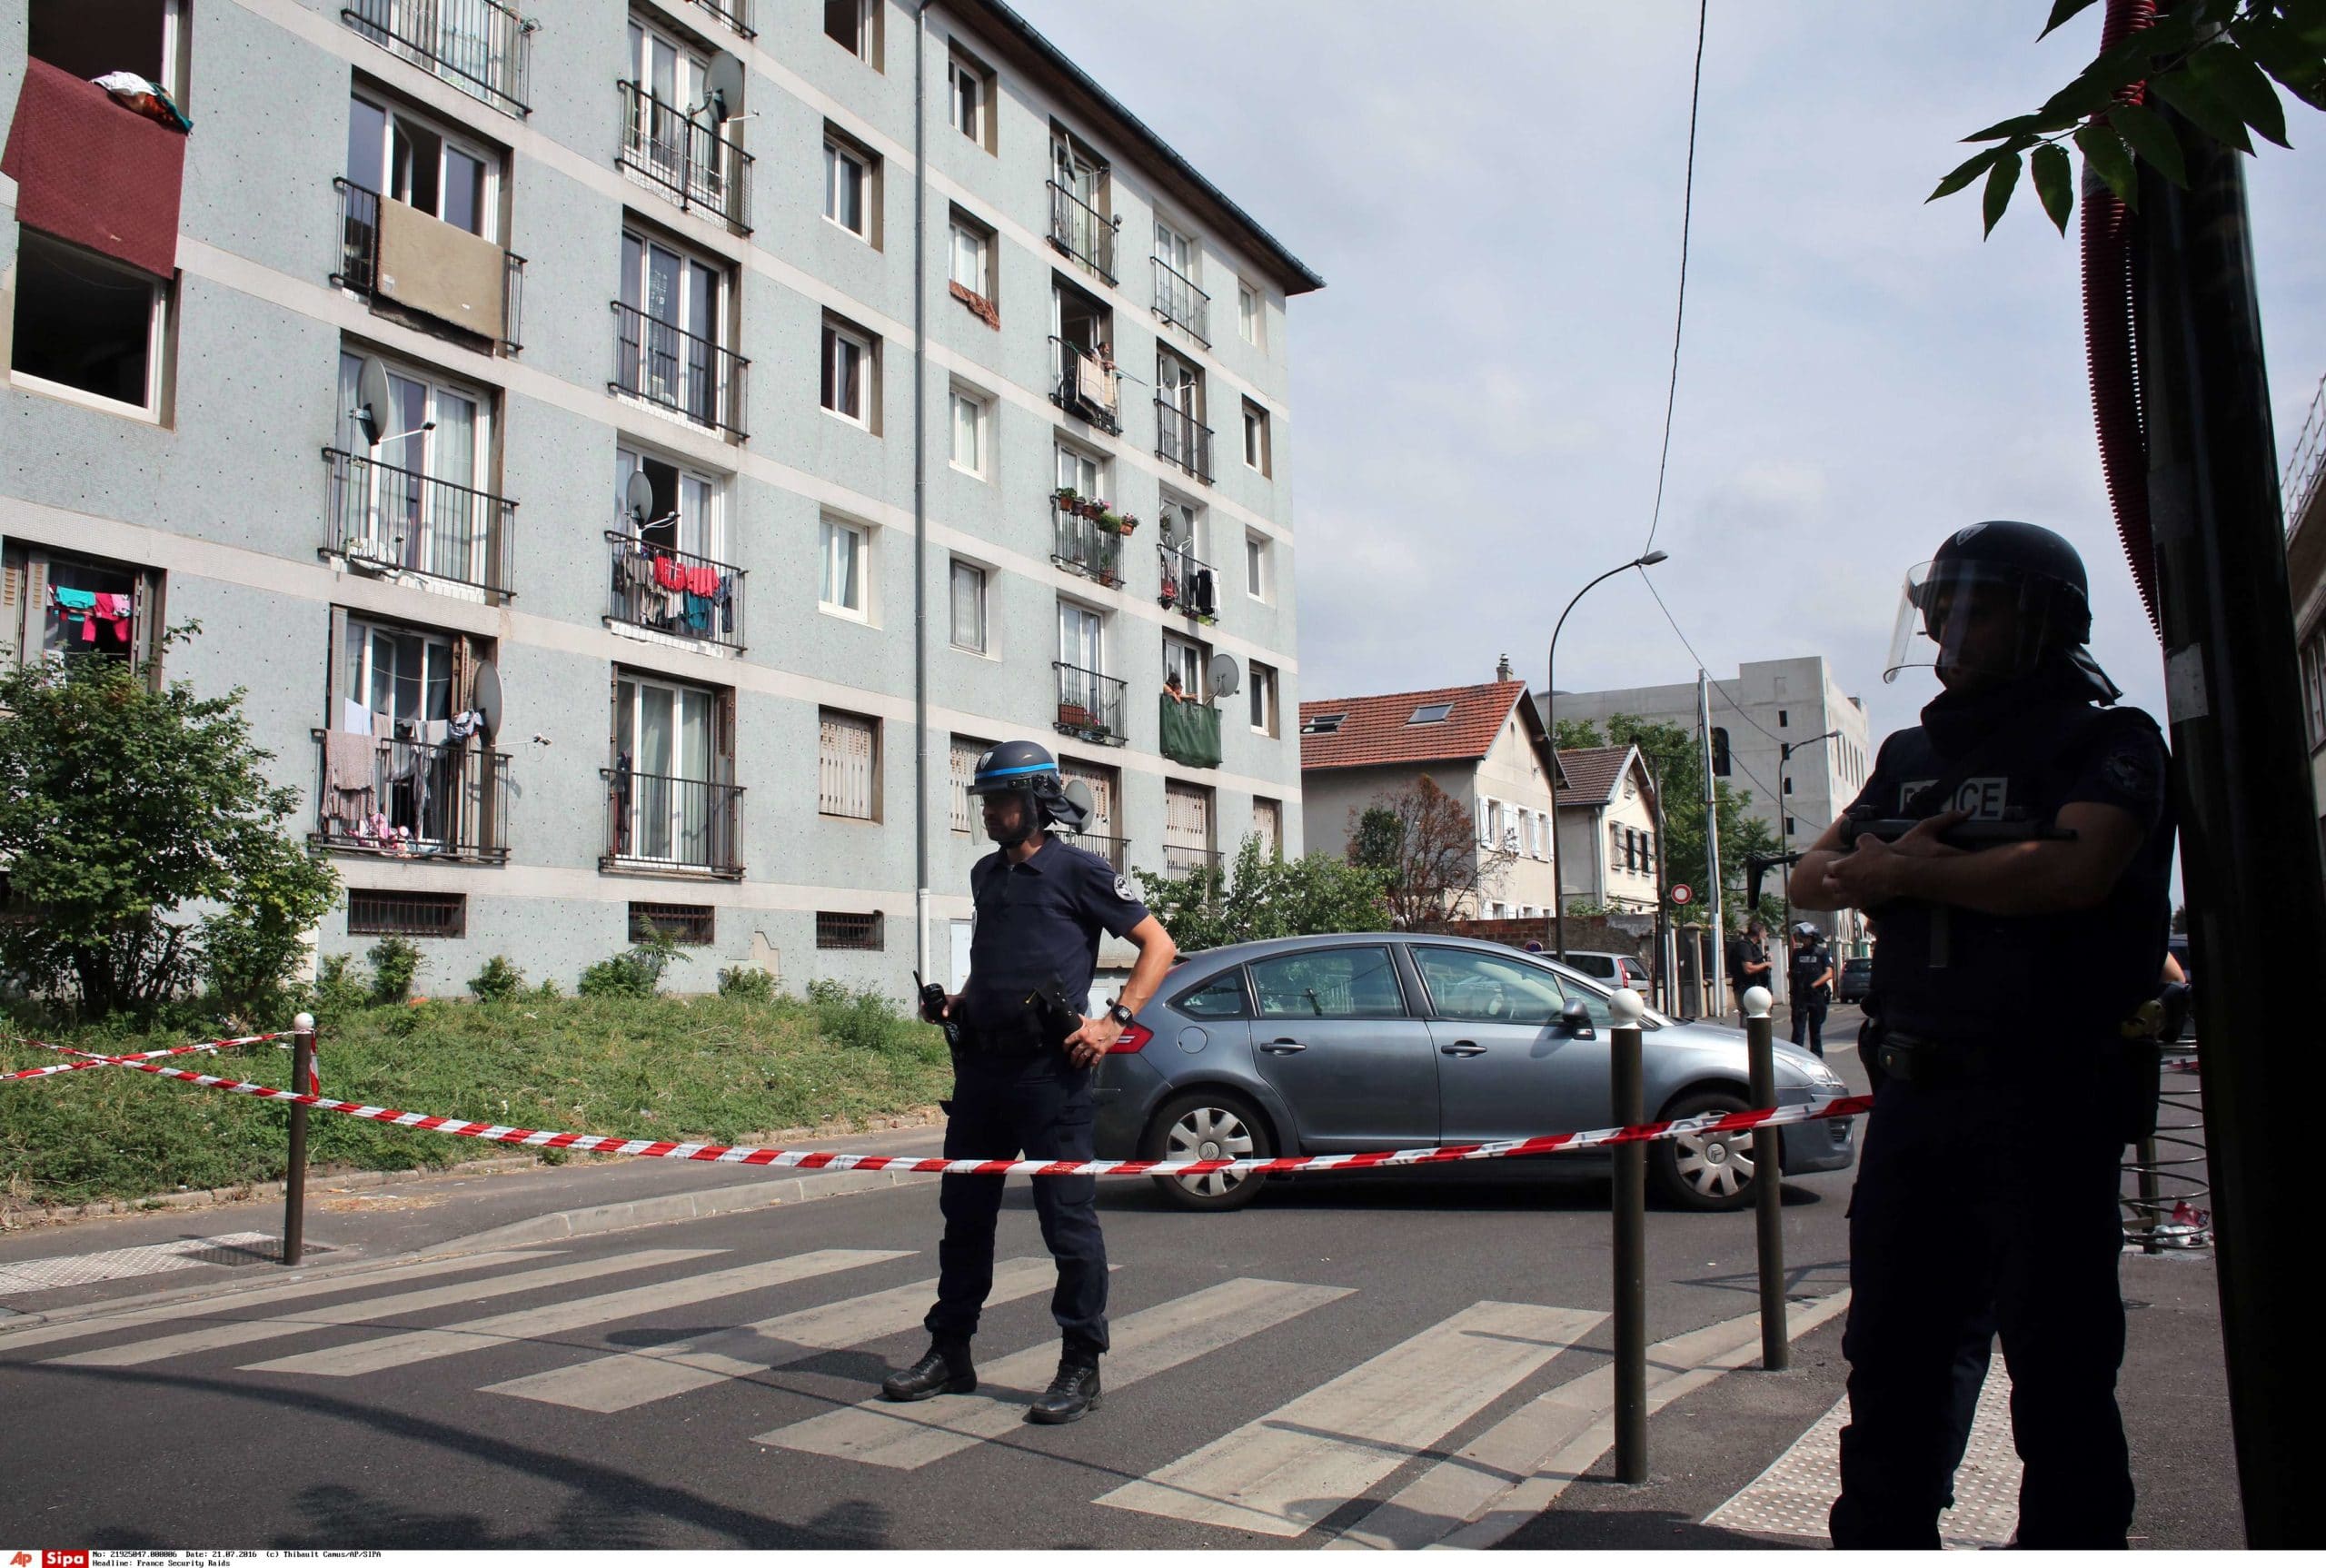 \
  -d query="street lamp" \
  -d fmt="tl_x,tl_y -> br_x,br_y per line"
1547,549 -> 1669,963
1775,729 -> 1840,954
